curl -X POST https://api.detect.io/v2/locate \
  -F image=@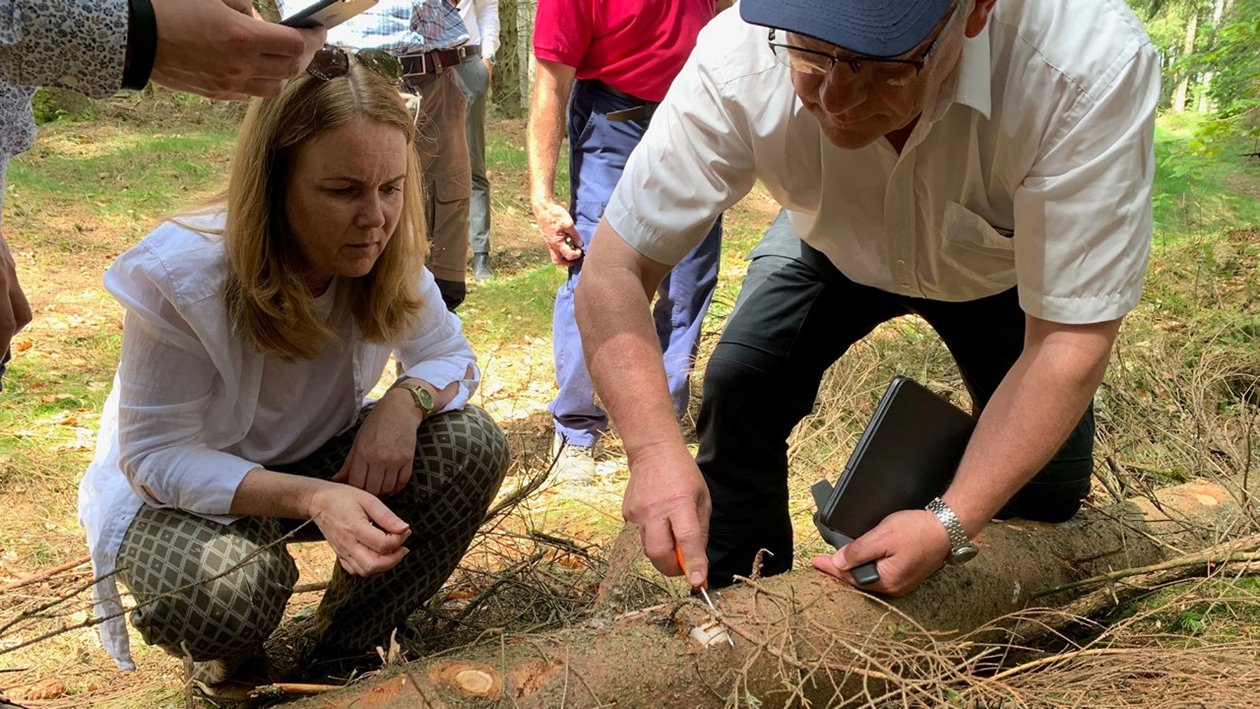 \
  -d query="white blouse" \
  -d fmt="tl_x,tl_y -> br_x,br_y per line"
78,214 -> 479,668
